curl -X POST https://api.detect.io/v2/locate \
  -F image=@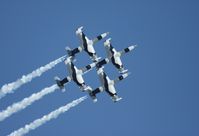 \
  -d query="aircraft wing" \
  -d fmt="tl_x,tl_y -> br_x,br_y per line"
92,32 -> 109,45
80,62 -> 96,74
96,58 -> 109,69
92,86 -> 104,95
119,45 -> 137,56
113,73 -> 129,84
